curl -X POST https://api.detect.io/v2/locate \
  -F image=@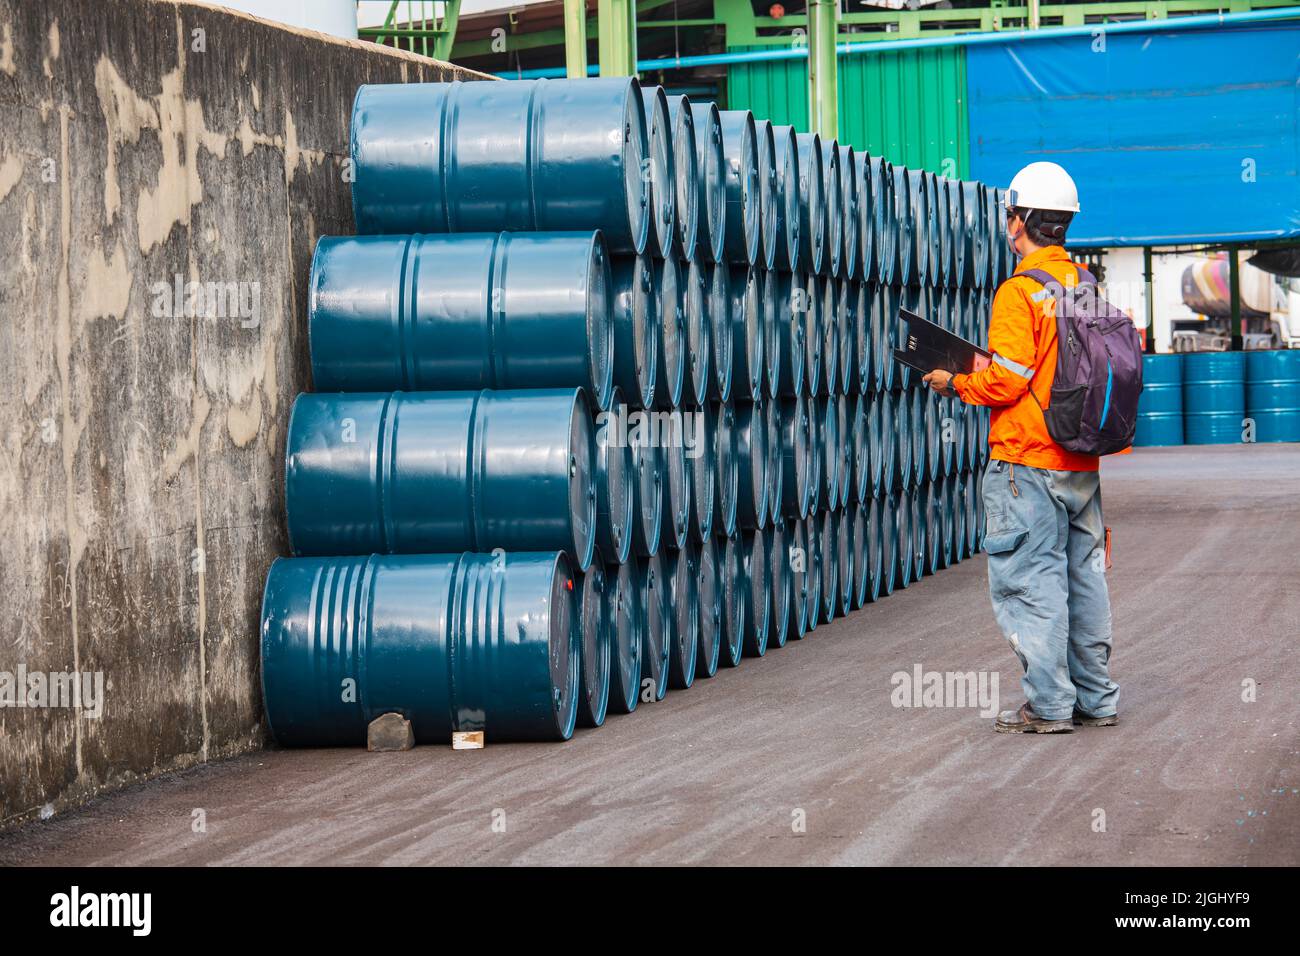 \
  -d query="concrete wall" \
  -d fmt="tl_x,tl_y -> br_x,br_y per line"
0,0 -> 486,825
